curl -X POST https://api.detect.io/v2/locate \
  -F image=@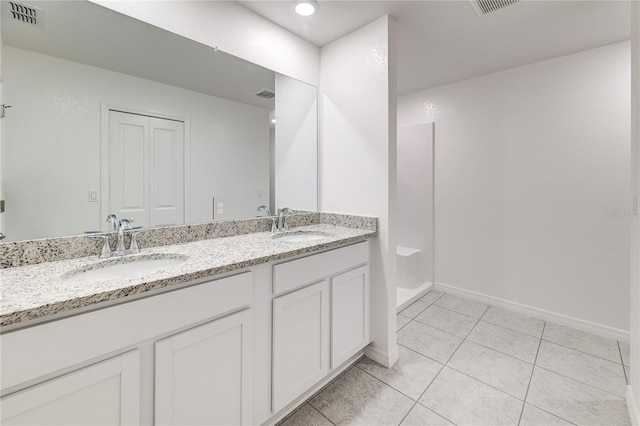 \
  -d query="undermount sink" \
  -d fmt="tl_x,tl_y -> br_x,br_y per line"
271,230 -> 331,243
64,253 -> 189,282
